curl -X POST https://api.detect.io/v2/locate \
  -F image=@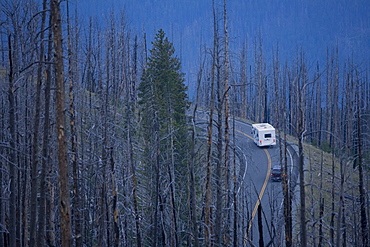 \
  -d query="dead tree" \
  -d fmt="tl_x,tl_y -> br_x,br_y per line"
37,10 -> 53,245
355,70 -> 368,247
204,1 -> 218,245
7,33 -> 17,247
51,0 -> 73,245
